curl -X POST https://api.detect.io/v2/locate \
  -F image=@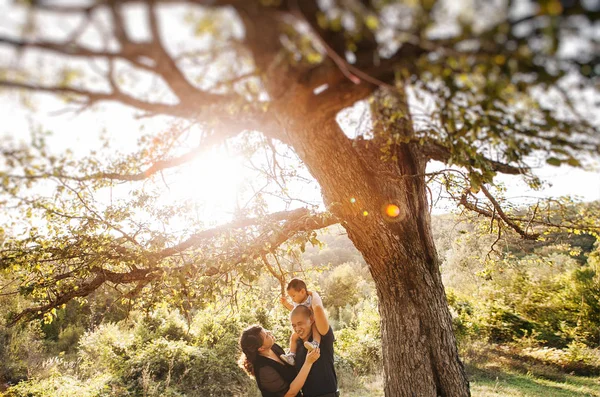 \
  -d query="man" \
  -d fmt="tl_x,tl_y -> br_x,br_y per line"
290,291 -> 338,397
